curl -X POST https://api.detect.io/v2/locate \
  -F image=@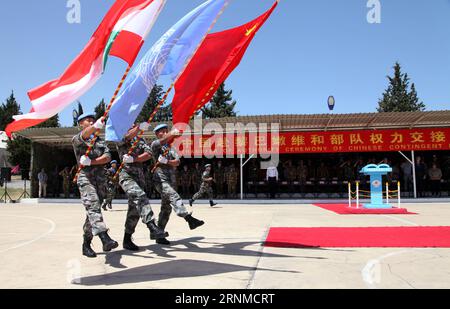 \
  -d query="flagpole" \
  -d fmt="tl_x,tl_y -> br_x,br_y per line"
73,65 -> 132,183
113,1 -> 231,180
